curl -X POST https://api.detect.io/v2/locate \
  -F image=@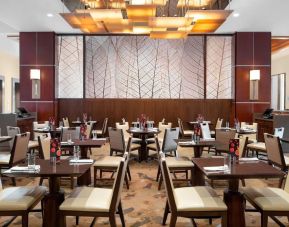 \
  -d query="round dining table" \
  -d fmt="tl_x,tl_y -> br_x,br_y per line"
127,128 -> 160,162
